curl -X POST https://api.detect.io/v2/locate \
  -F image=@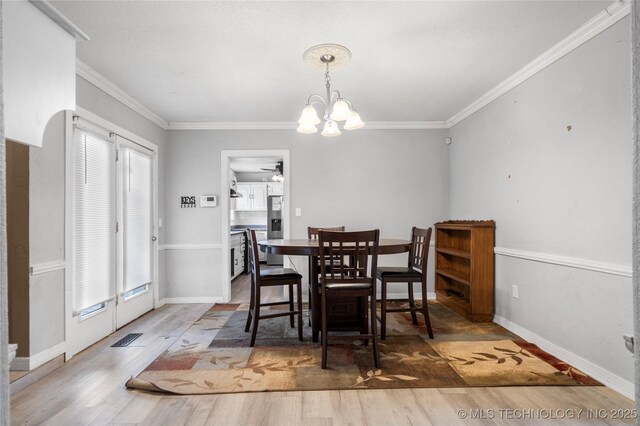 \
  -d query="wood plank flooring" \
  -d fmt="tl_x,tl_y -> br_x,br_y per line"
9,275 -> 635,425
